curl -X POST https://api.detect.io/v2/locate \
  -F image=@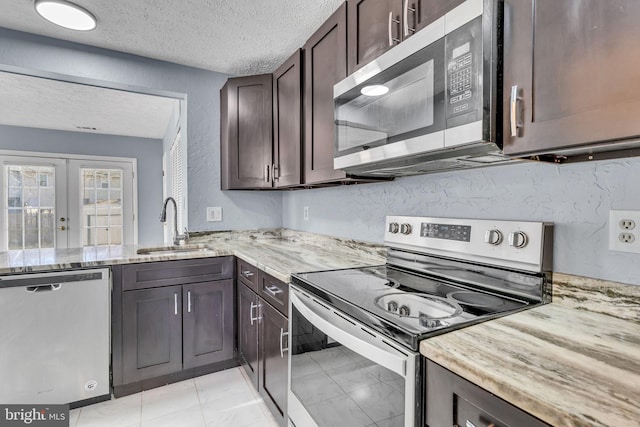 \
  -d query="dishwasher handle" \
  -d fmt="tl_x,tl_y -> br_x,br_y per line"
26,284 -> 62,293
